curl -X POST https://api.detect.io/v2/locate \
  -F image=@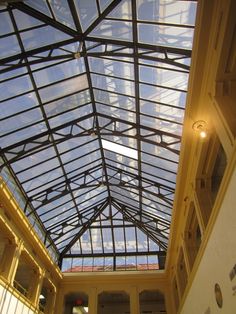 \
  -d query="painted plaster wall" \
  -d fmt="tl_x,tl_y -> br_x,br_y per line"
181,166 -> 236,314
